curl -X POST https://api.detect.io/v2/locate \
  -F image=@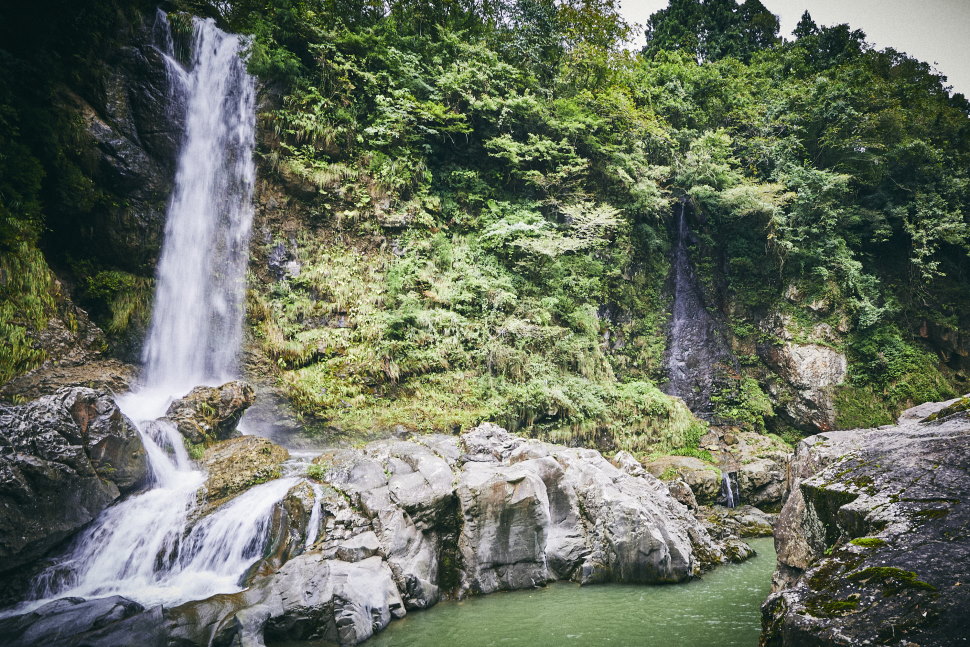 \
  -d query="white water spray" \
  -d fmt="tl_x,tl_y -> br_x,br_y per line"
305,483 -> 324,549
12,13 -> 292,613
721,472 -> 738,509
